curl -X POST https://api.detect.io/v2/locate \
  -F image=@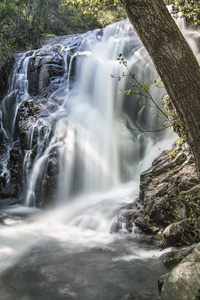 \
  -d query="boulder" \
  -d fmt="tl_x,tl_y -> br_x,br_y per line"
160,246 -> 194,270
160,219 -> 195,248
159,243 -> 200,300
